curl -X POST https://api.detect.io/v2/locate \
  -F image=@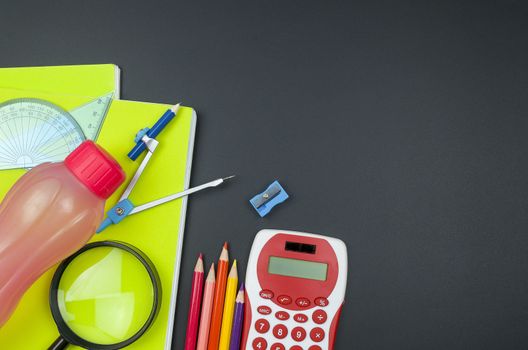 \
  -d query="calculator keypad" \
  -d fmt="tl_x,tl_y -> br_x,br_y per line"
275,311 -> 290,321
252,337 -> 267,350
310,327 -> 325,342
251,293 -> 332,349
273,324 -> 288,339
295,297 -> 311,308
255,319 -> 270,333
260,289 -> 274,299
277,295 -> 292,305
258,305 -> 272,315
312,310 -> 327,324
291,327 -> 307,342
314,297 -> 329,307
293,313 -> 308,323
